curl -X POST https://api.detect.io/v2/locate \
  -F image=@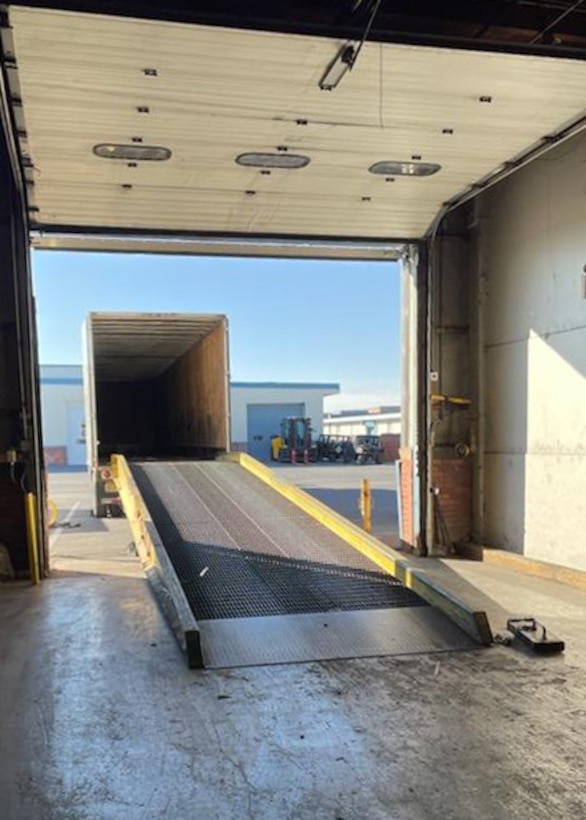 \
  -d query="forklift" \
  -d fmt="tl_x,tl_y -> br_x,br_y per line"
271,417 -> 317,463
